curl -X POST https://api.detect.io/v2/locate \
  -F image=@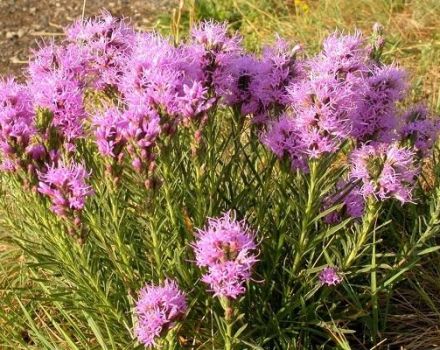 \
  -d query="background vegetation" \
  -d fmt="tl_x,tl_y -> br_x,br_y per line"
1,0 -> 440,348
